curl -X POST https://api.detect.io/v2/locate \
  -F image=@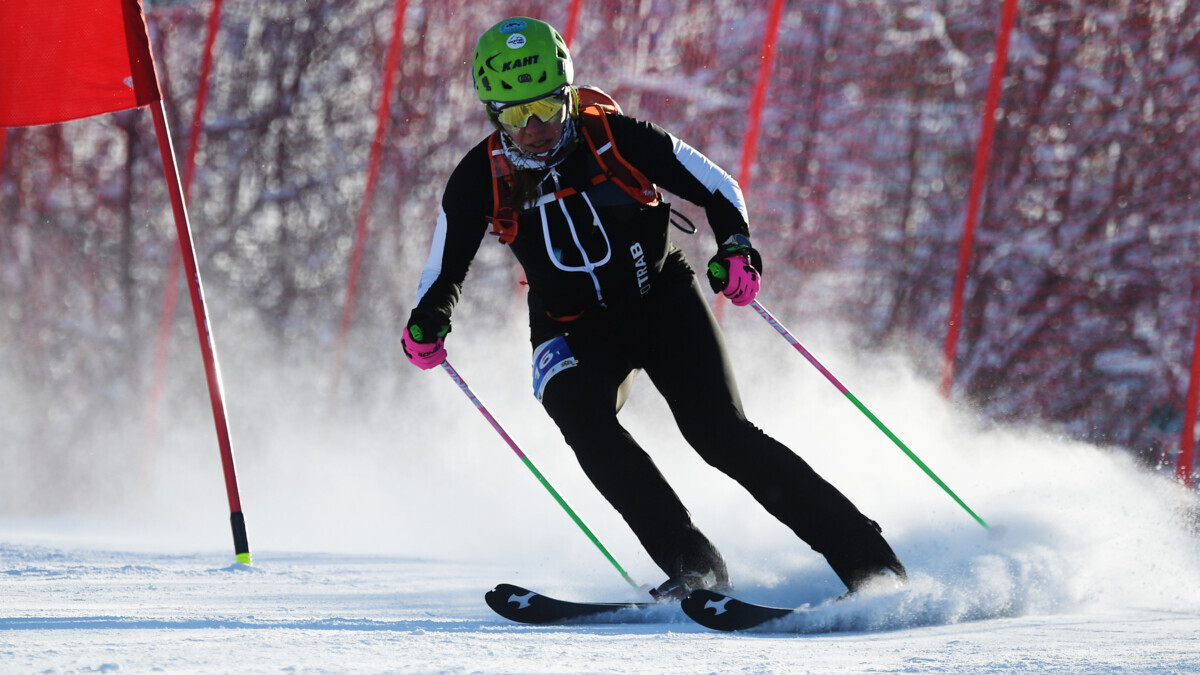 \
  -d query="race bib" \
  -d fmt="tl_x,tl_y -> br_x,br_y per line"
532,336 -> 579,401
